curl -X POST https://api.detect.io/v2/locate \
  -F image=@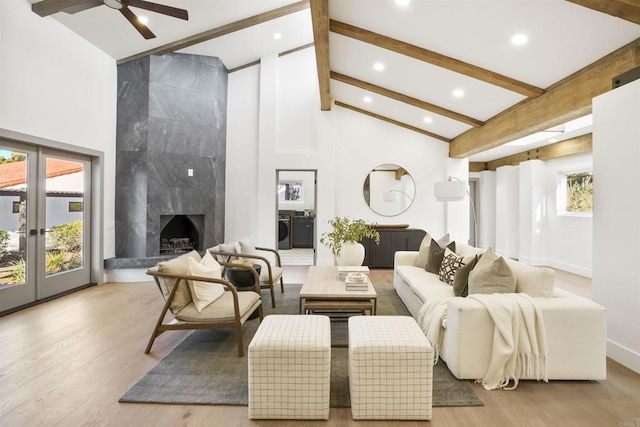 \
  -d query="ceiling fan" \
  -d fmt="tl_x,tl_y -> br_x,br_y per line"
31,0 -> 189,40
